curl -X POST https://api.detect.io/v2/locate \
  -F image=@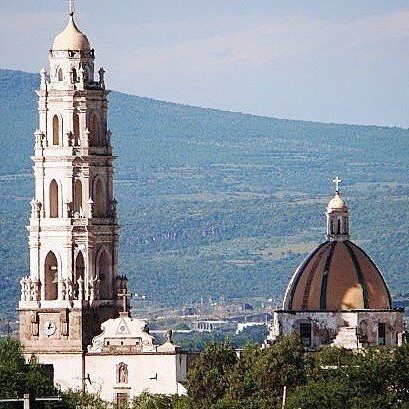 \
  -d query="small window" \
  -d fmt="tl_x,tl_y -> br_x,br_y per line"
58,68 -> 63,82
52,115 -> 60,146
72,68 -> 77,83
378,323 -> 386,346
299,322 -> 312,347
